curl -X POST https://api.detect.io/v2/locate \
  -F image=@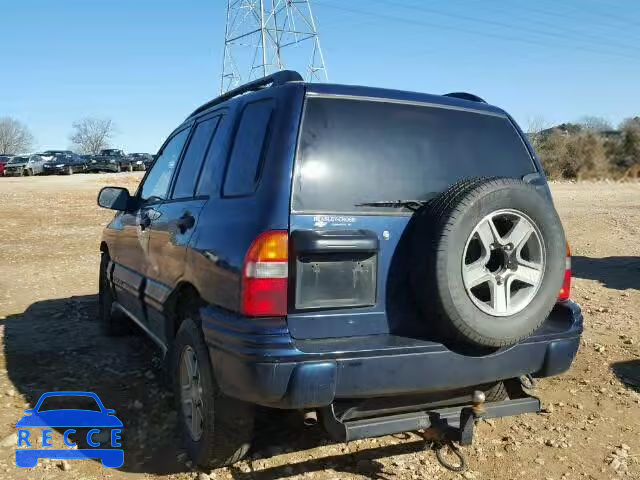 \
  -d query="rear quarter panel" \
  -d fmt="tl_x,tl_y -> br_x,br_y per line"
185,84 -> 306,312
